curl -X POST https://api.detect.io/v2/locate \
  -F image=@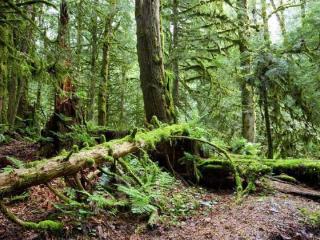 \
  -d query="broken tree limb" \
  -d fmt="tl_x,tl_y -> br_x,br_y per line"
0,124 -> 190,197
